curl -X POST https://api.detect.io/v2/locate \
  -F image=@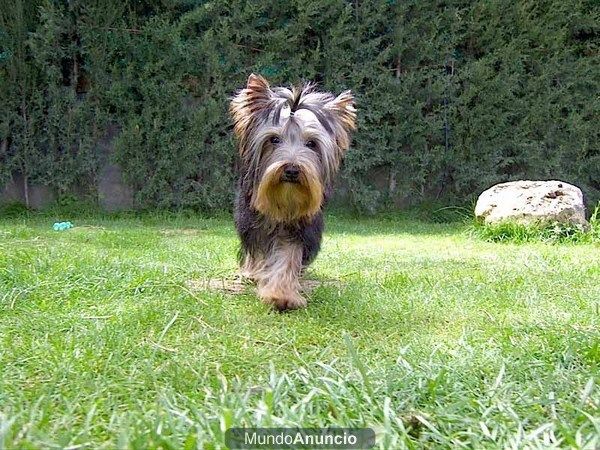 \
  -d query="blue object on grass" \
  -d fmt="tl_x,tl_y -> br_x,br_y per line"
53,221 -> 74,231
